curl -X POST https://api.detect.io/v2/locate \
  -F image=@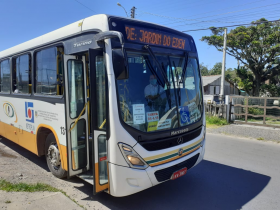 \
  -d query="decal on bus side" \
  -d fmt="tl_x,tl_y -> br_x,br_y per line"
25,102 -> 34,123
3,102 -> 18,123
25,102 -> 35,133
